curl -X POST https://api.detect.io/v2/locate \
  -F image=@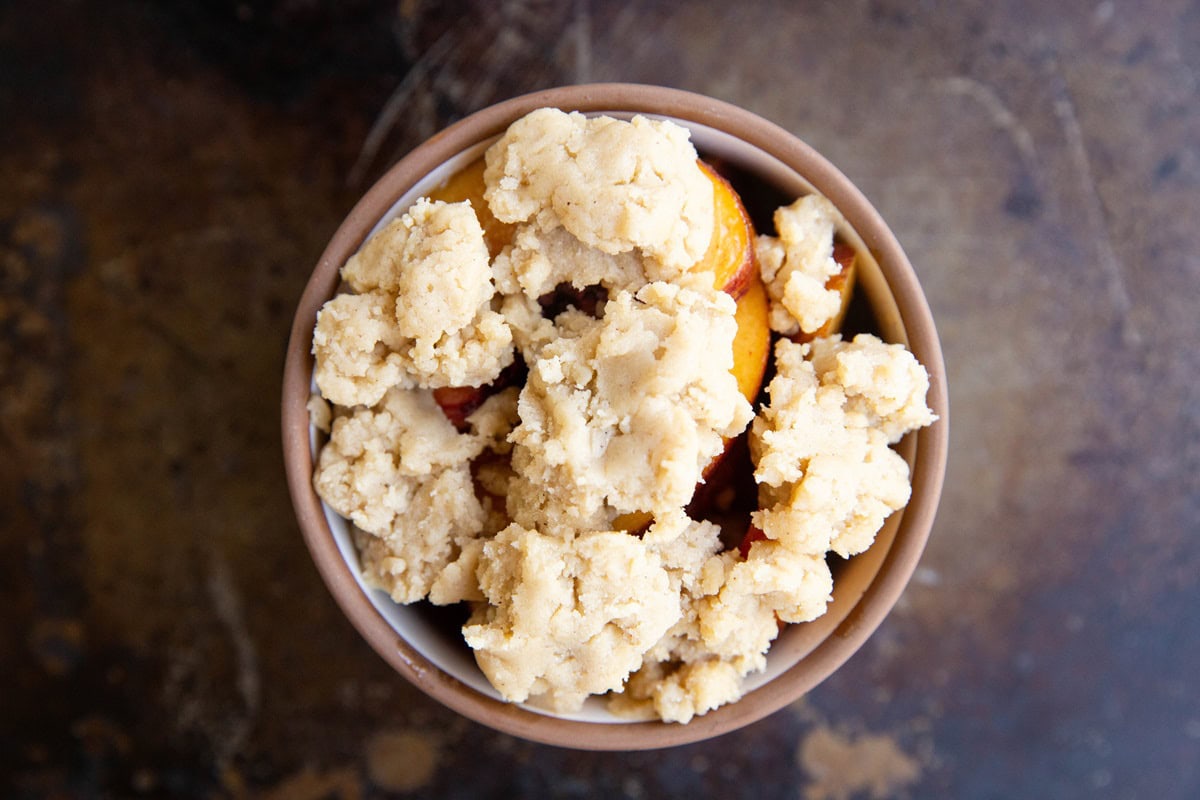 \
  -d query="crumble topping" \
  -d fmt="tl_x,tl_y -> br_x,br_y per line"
484,108 -> 715,277
309,109 -> 936,722
756,194 -> 846,336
